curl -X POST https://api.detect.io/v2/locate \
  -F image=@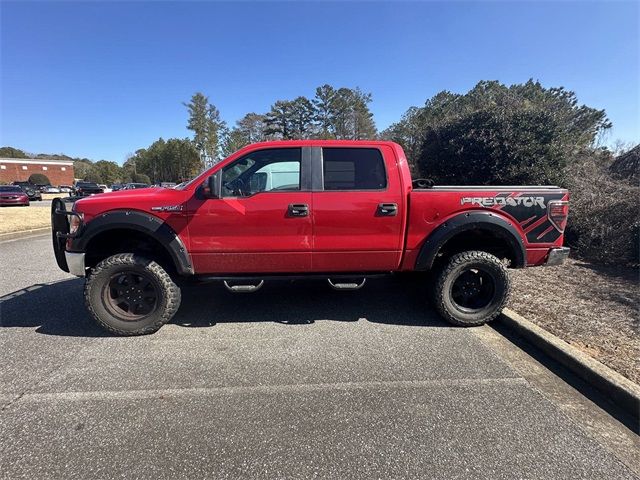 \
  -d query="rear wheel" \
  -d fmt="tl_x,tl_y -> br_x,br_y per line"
432,250 -> 510,326
84,253 -> 181,335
